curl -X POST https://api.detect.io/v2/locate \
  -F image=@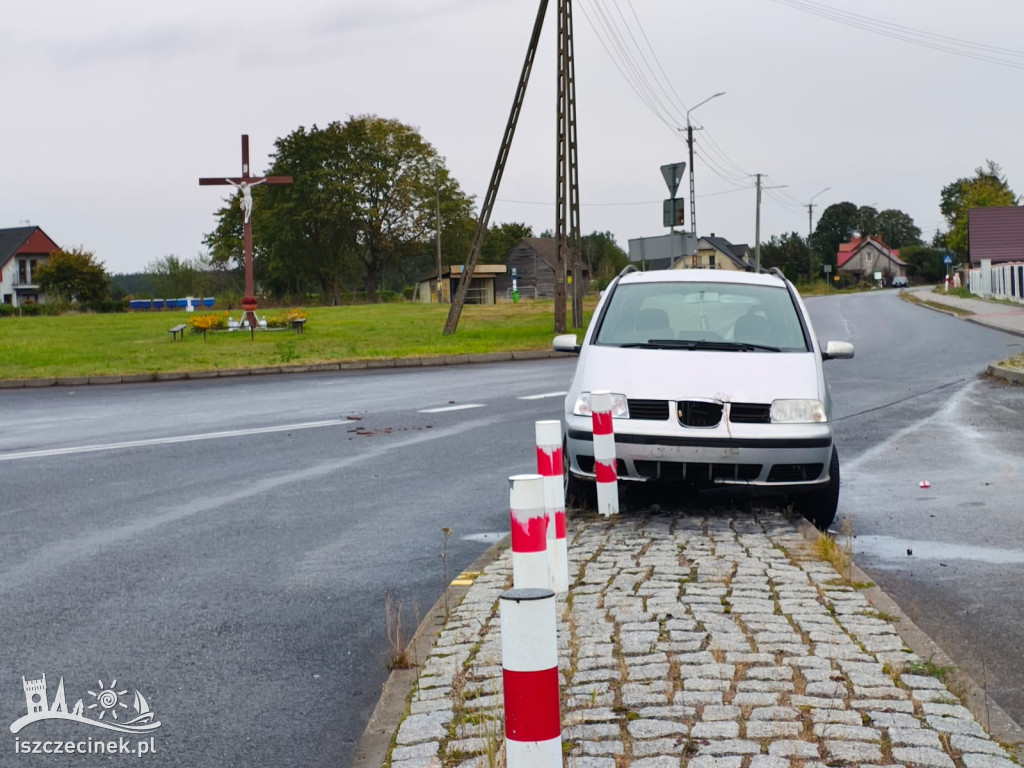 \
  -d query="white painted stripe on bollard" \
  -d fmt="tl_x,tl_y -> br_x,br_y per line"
534,420 -> 569,594
590,390 -> 619,516
500,588 -> 561,768
508,474 -> 549,589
